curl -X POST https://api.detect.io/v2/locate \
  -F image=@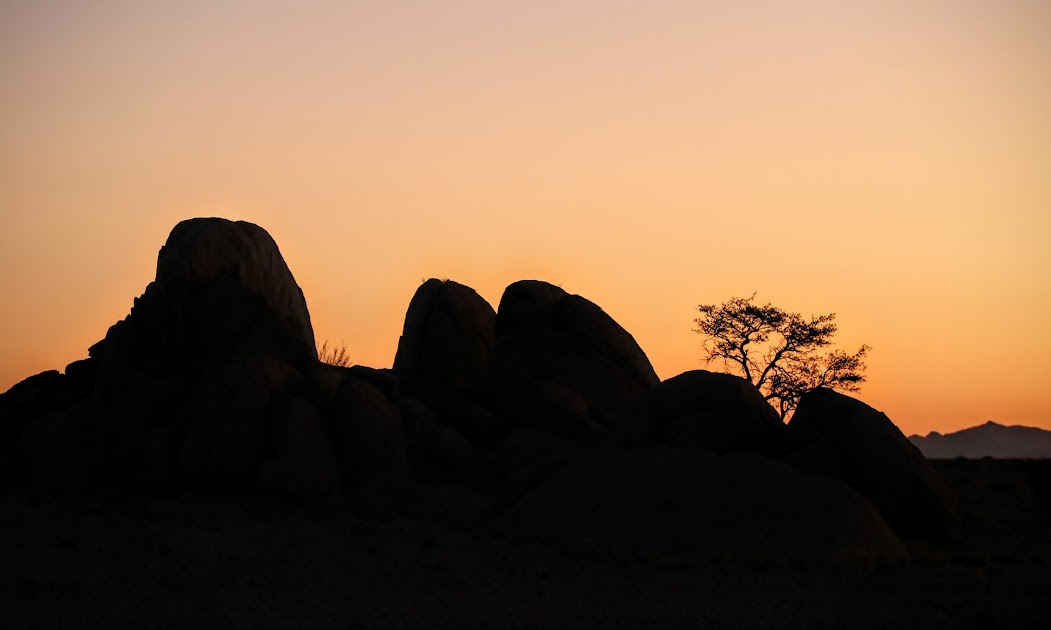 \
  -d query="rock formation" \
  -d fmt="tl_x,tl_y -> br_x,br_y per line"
613,369 -> 785,455
1,217 -> 971,566
88,218 -> 317,383
492,447 -> 909,563
788,388 -> 959,544
391,279 -> 499,444
0,218 -> 403,502
393,278 -> 496,397
487,280 -> 659,442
